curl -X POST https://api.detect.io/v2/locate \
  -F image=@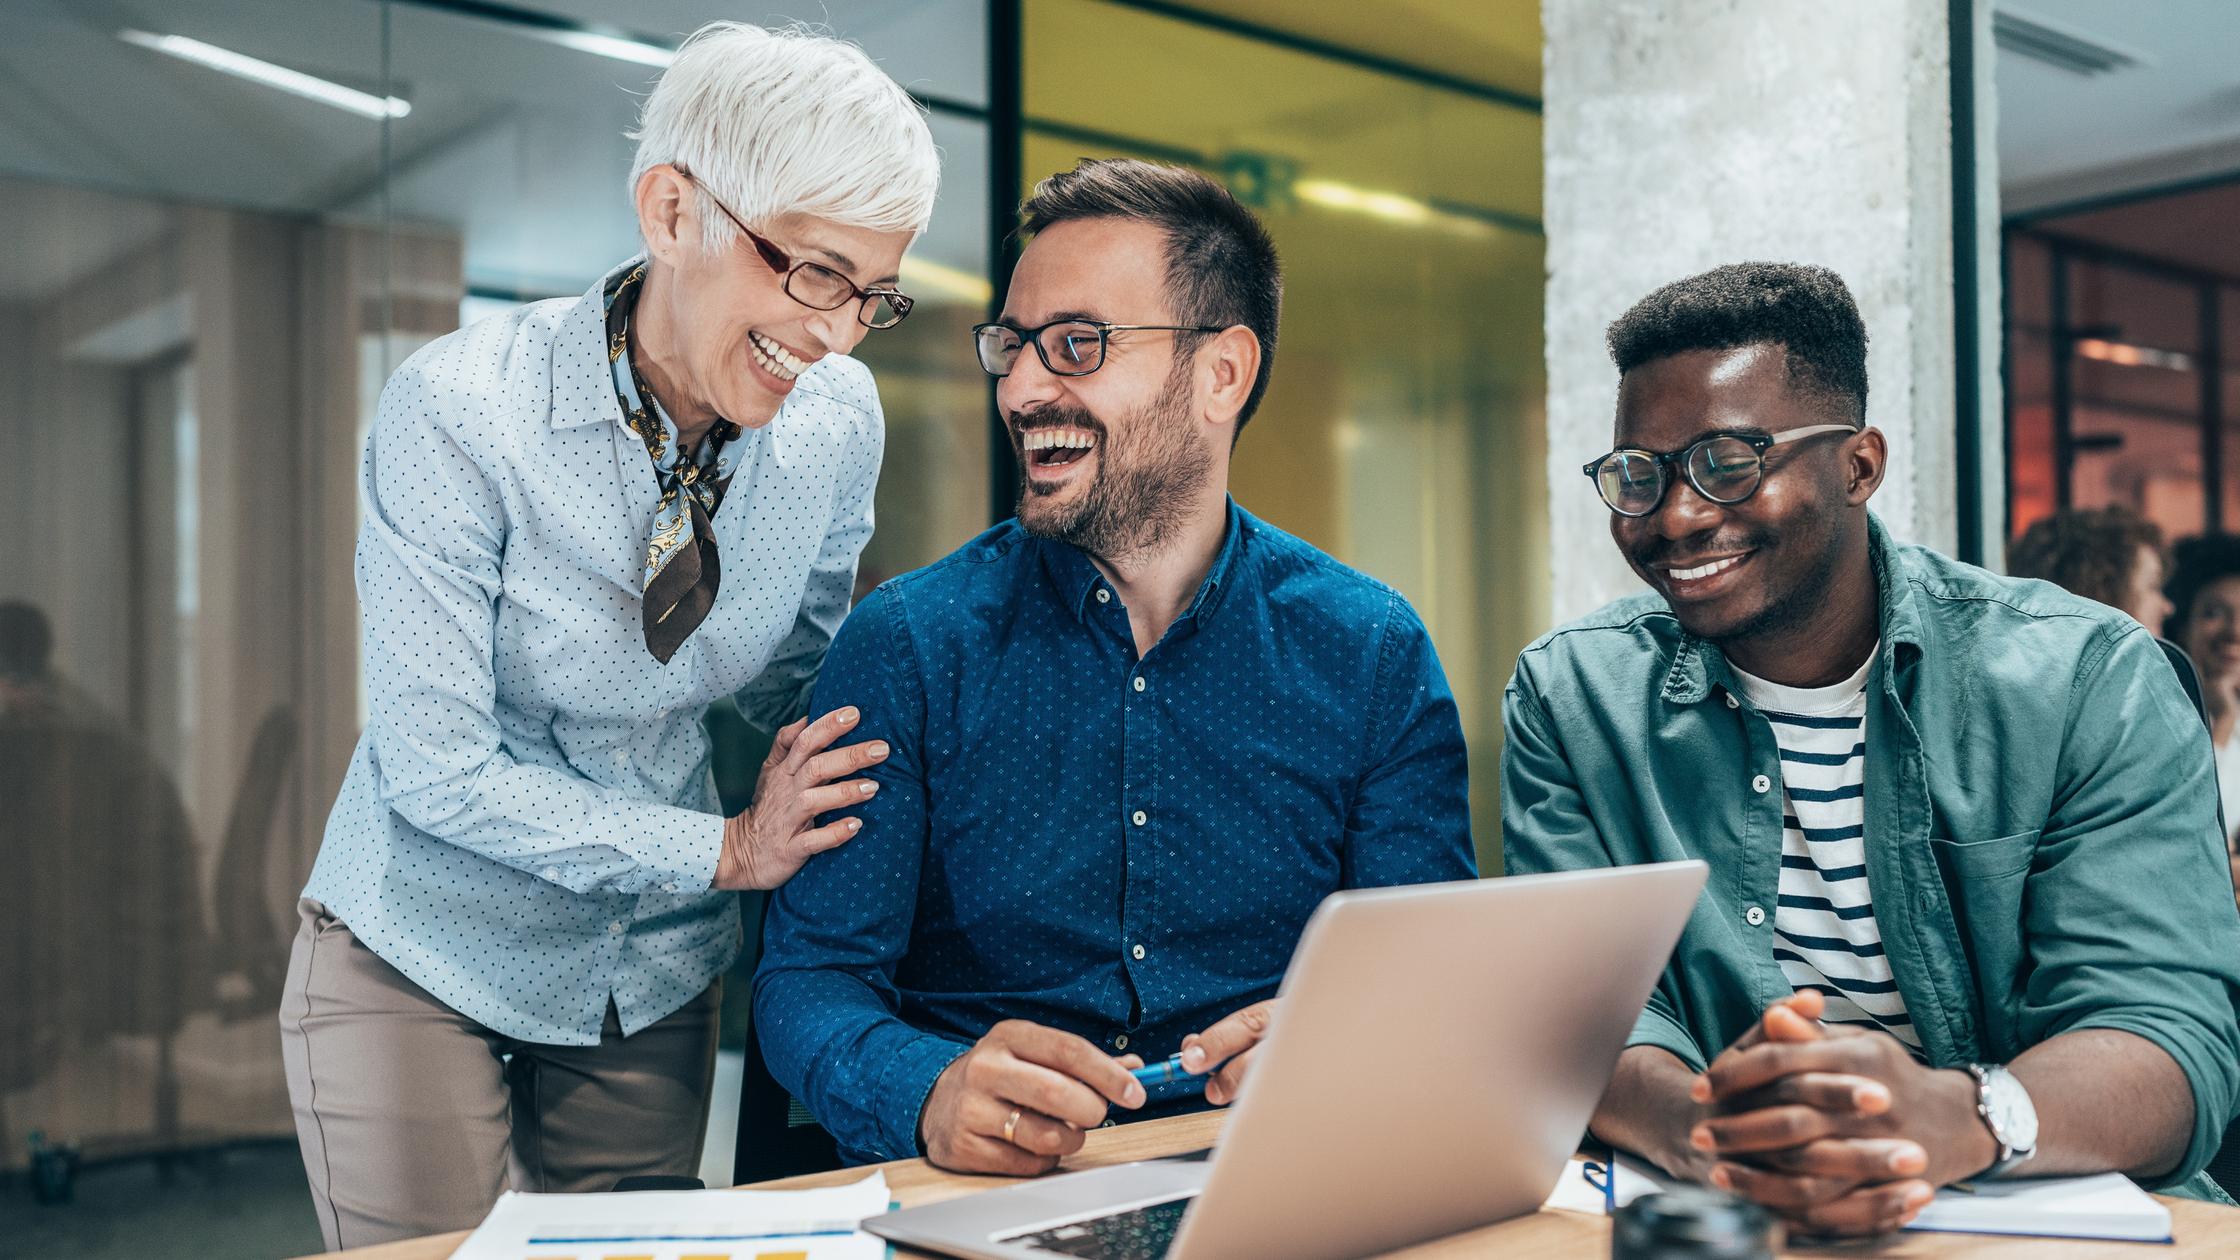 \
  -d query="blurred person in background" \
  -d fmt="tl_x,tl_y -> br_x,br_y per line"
2008,506 -> 2173,632
278,23 -> 939,1249
0,600 -> 119,729
2167,535 -> 2240,857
